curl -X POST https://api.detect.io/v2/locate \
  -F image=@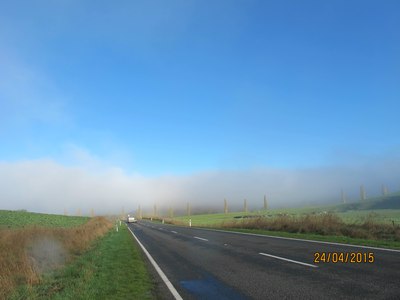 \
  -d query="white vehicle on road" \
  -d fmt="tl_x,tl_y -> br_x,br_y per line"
127,215 -> 137,223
